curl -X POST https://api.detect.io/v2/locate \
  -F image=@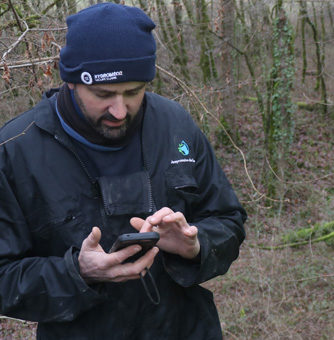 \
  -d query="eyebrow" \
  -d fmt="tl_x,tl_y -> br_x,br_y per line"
89,83 -> 146,95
